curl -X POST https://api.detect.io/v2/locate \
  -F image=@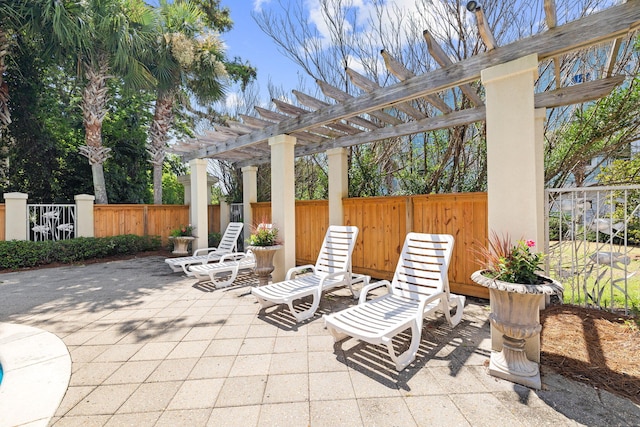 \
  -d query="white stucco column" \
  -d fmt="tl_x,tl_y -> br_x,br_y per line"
219,197 -> 230,237
482,54 -> 544,363
189,159 -> 209,251
327,147 -> 348,226
178,175 -> 191,205
482,53 -> 542,245
4,192 -> 28,241
75,194 -> 95,237
242,166 -> 258,243
269,134 -> 296,282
